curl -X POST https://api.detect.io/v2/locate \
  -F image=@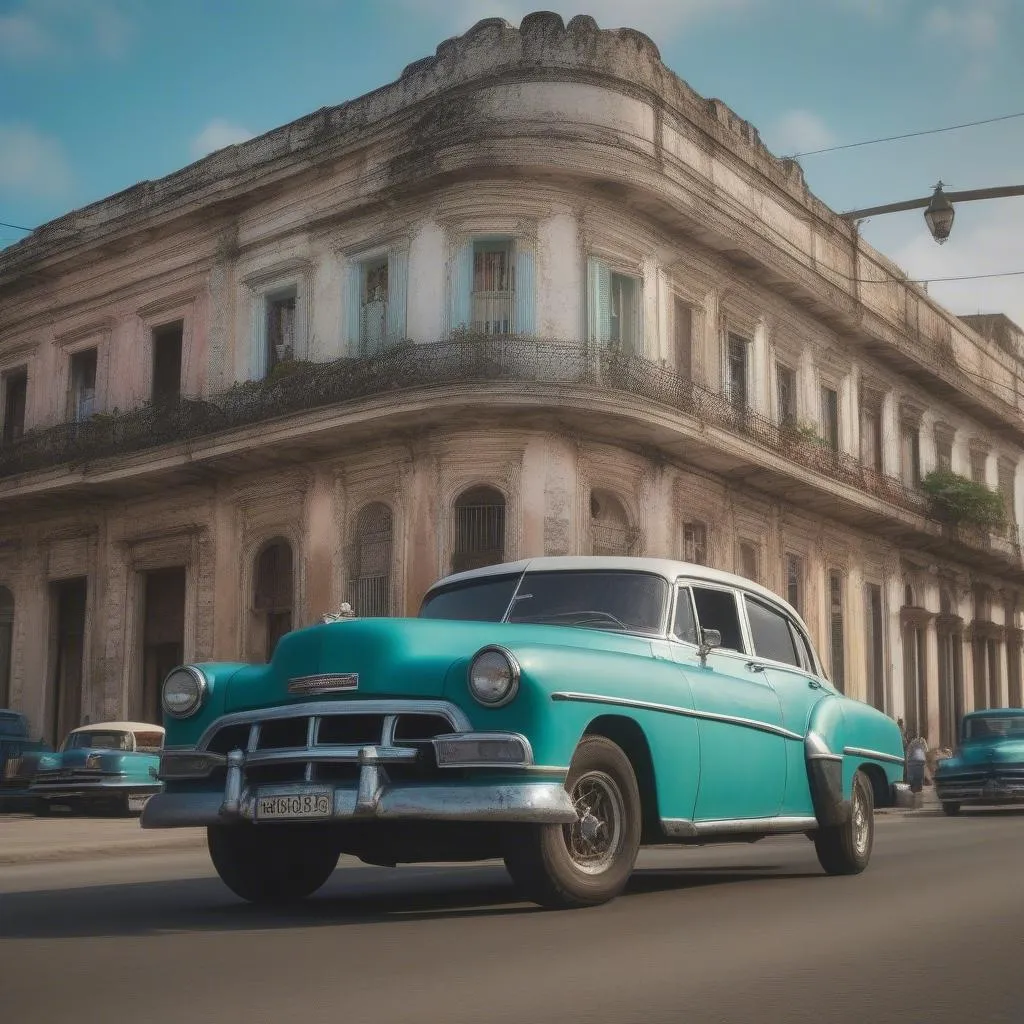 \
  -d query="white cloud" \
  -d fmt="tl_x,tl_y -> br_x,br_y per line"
923,2 -> 1001,50
190,120 -> 255,160
766,110 -> 836,157
392,0 -> 759,41
0,0 -> 132,62
0,124 -> 73,199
